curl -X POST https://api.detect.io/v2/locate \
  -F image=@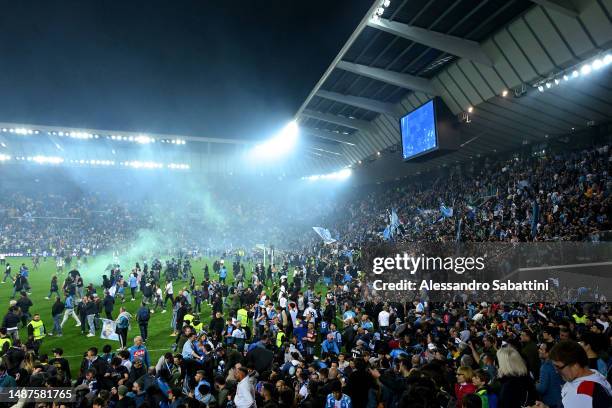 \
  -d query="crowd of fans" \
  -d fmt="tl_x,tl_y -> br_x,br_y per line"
0,138 -> 610,408
325,142 -> 611,245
